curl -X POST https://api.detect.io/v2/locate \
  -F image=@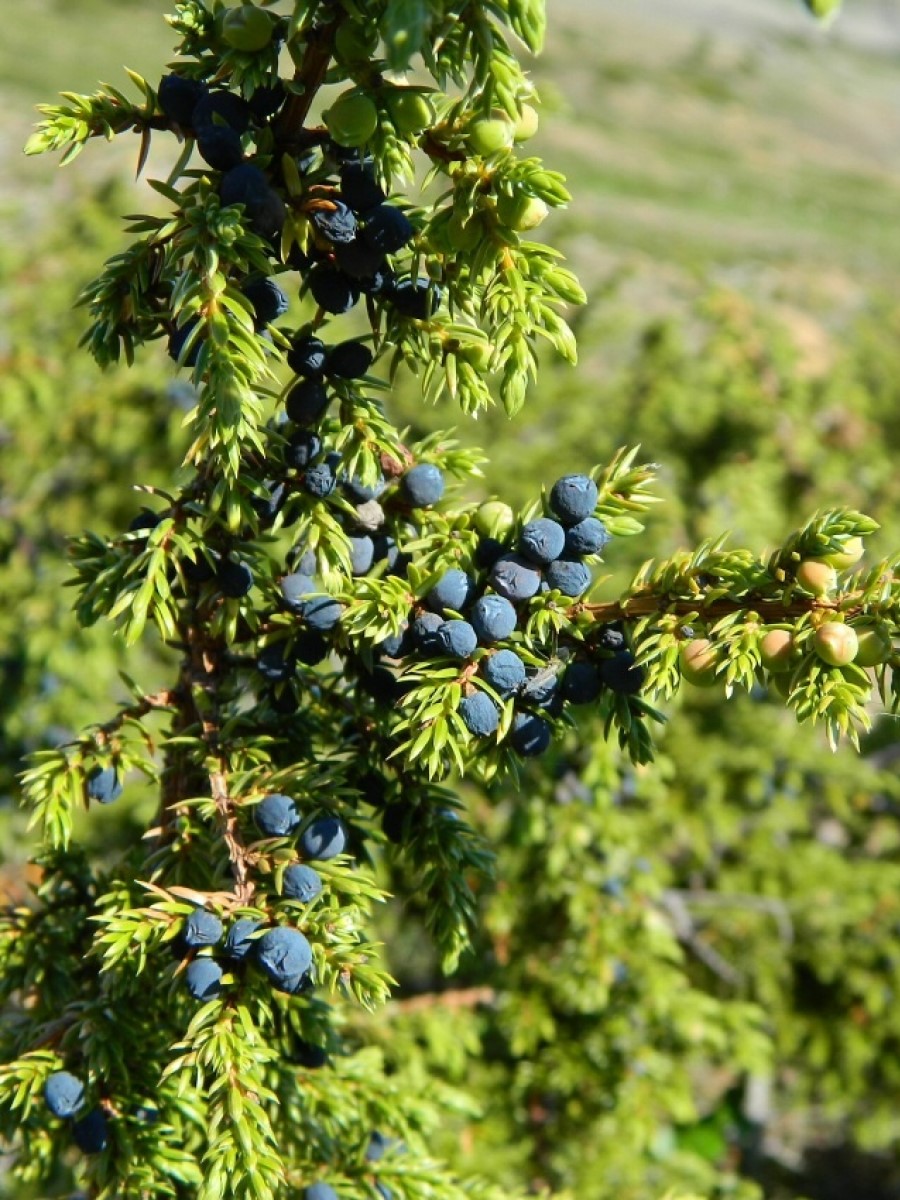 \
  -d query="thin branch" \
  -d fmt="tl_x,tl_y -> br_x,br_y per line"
274,18 -> 341,147
390,986 -> 496,1015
